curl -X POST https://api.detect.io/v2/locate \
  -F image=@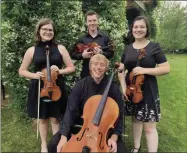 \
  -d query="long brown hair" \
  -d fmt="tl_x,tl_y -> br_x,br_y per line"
34,18 -> 57,44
